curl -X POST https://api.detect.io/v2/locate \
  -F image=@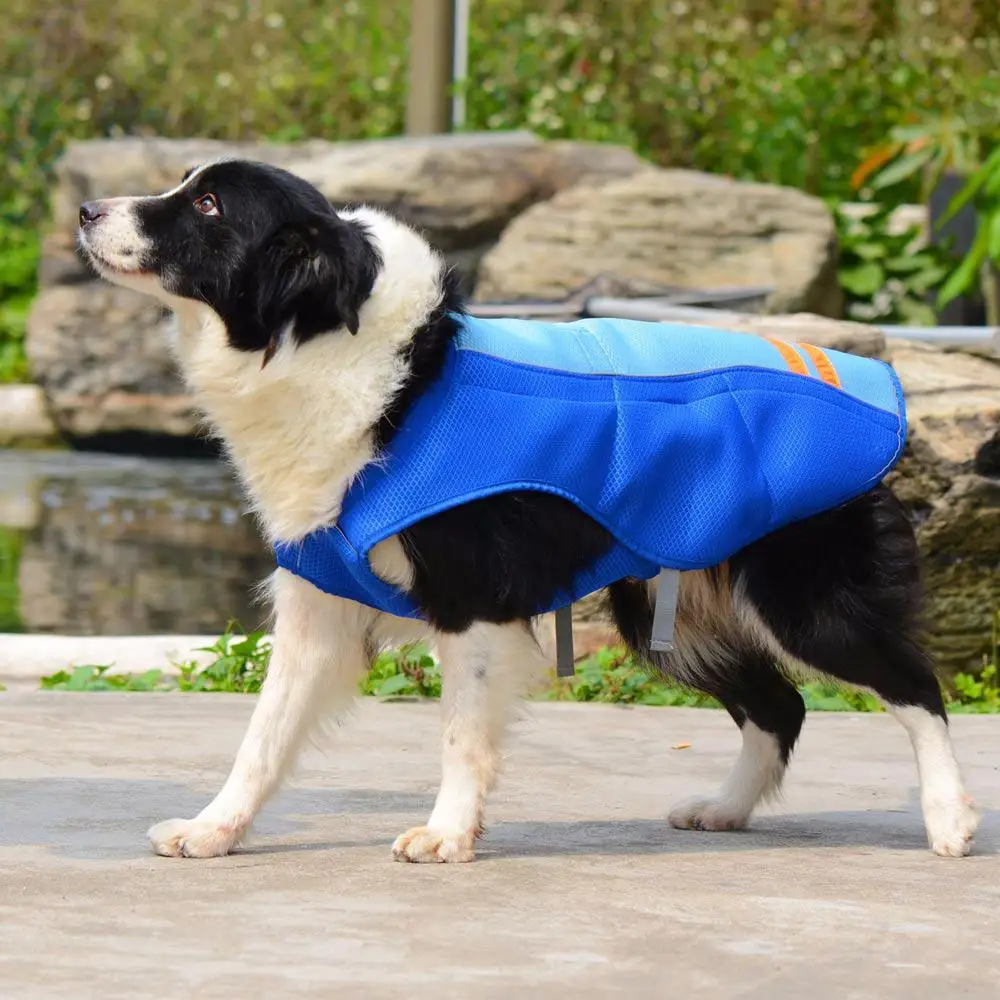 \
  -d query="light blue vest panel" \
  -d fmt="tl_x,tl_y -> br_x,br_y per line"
274,316 -> 906,619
